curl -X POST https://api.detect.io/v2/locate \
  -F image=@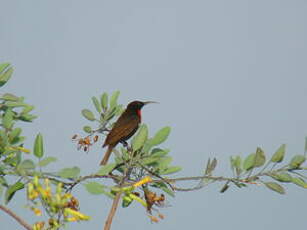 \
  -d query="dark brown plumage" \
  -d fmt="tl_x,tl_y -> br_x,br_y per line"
100,101 -> 155,165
